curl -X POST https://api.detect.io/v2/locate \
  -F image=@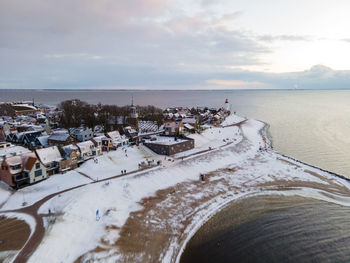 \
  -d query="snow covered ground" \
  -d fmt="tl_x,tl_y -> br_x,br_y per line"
2,114 -> 350,263
1,171 -> 91,211
76,146 -> 160,180
220,114 -> 246,126
174,125 -> 243,158
26,120 -> 263,263
0,182 -> 12,207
